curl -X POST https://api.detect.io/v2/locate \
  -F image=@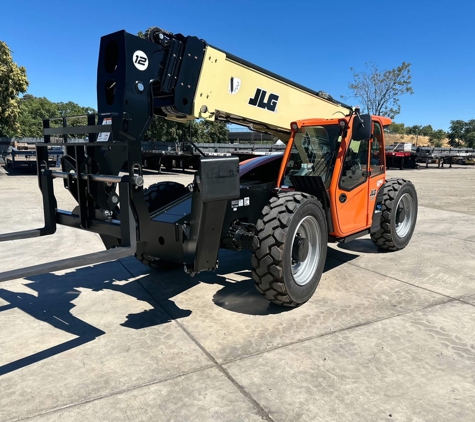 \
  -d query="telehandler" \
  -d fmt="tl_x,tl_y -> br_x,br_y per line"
0,27 -> 418,307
